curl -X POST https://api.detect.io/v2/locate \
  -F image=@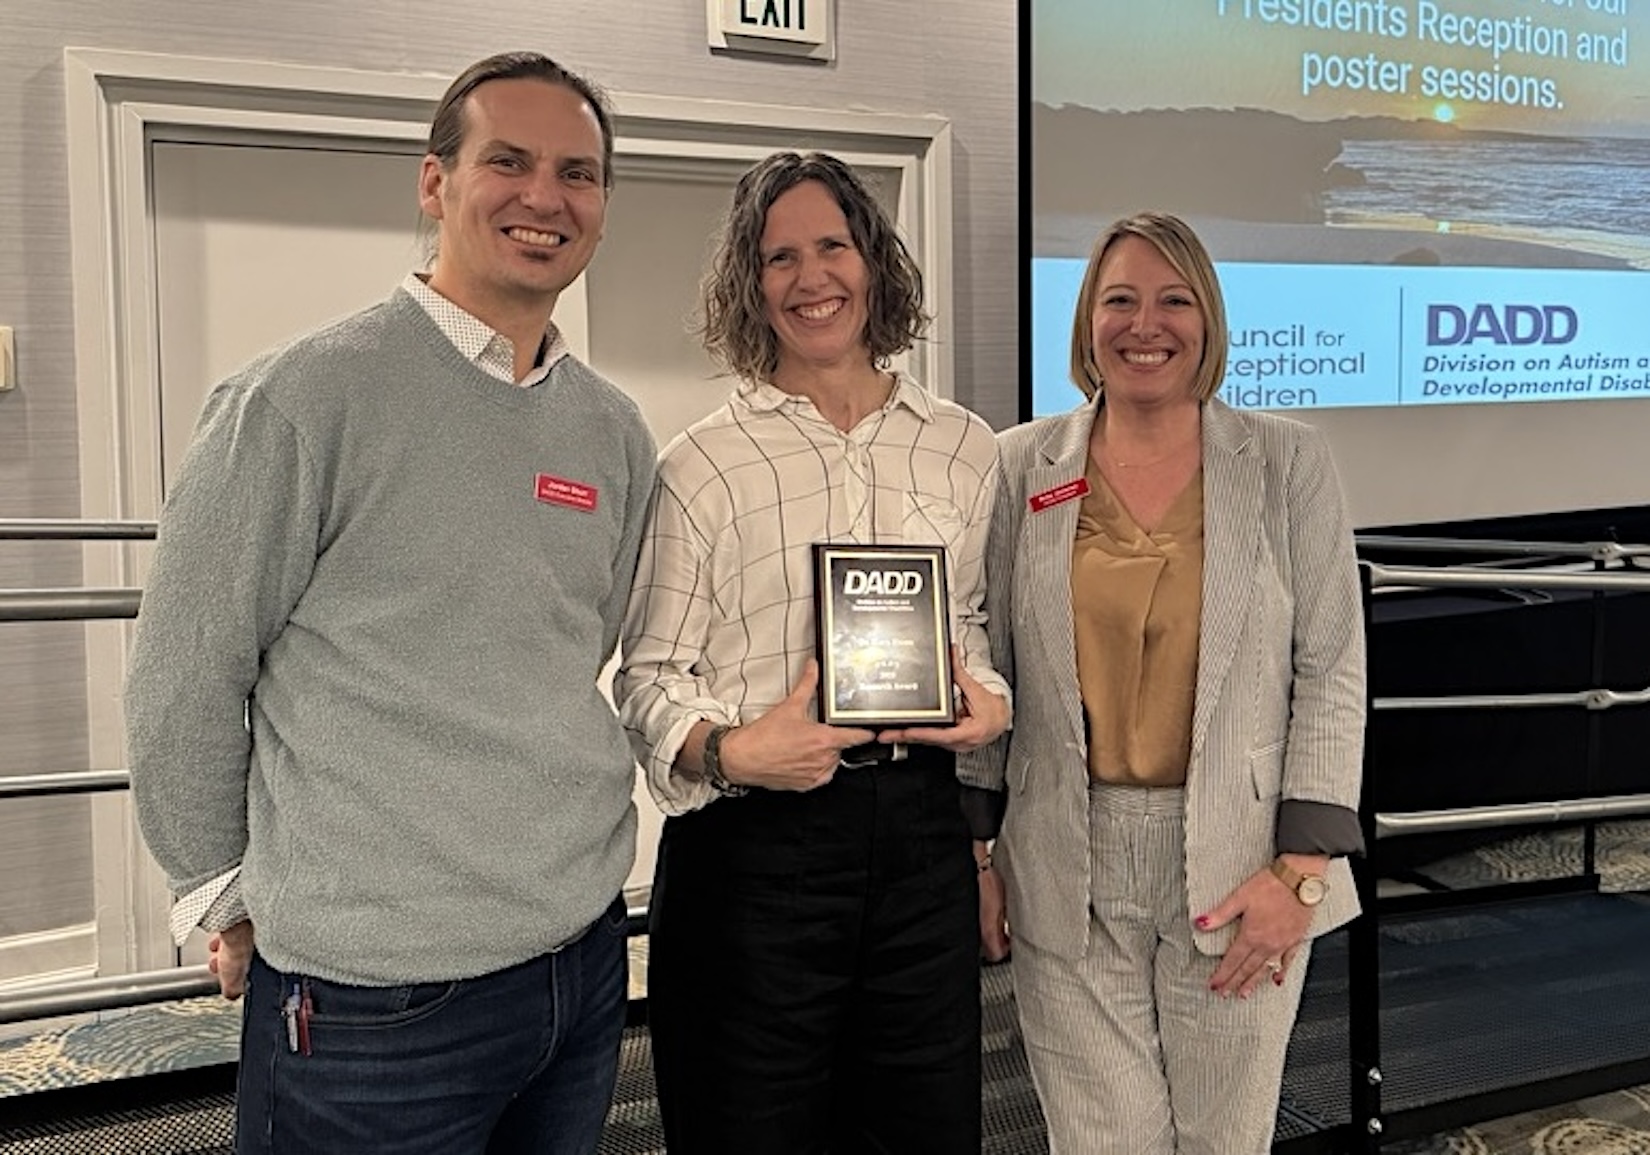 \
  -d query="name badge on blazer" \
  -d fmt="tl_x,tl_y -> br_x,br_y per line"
1028,477 -> 1090,513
